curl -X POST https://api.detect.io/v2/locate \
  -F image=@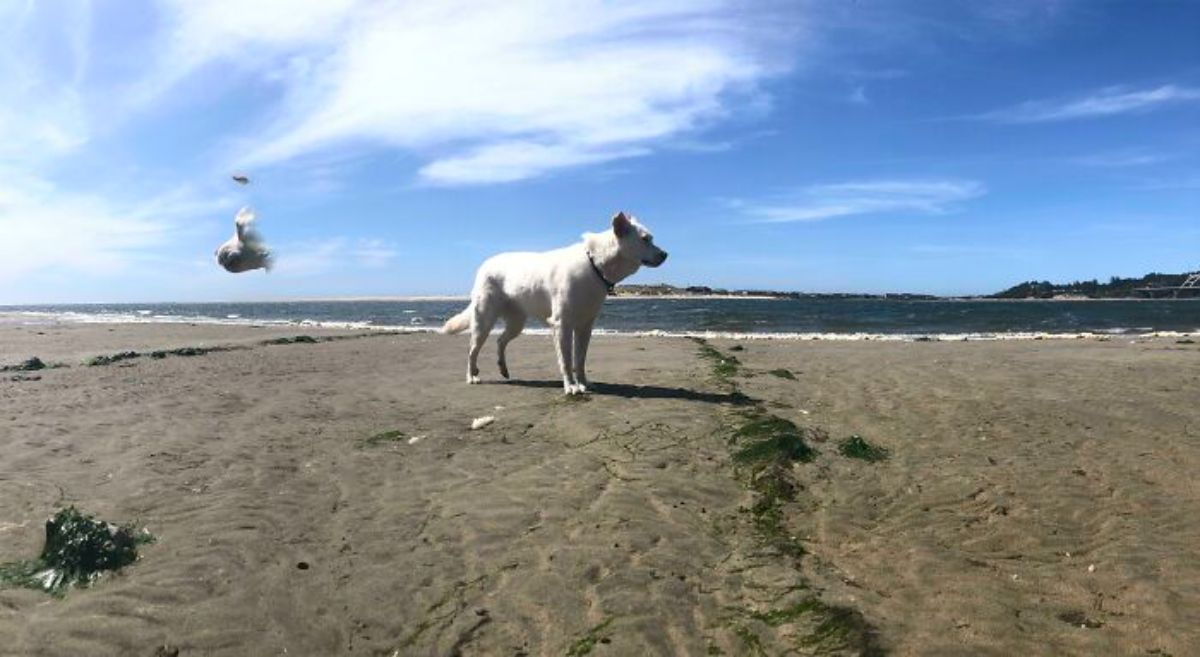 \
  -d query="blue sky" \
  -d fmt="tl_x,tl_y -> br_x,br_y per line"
1,0 -> 1197,303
